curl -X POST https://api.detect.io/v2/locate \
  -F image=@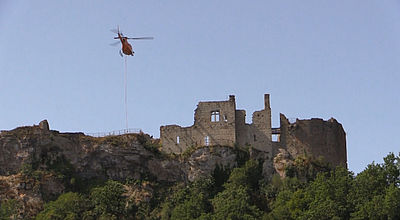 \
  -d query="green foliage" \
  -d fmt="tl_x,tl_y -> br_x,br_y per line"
36,180 -> 129,219
301,167 -> 354,219
20,162 -> 35,177
89,180 -> 127,218
35,192 -> 86,220
69,177 -> 106,194
383,153 -> 400,185
159,160 -> 264,220
267,167 -> 354,220
209,159 -> 264,219
211,185 -> 263,220
266,153 -> 400,220
225,159 -> 262,190
349,153 -> 400,220
160,178 -> 215,220
170,193 -> 209,220
31,151 -> 400,220
0,199 -> 20,220
384,184 -> 400,219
